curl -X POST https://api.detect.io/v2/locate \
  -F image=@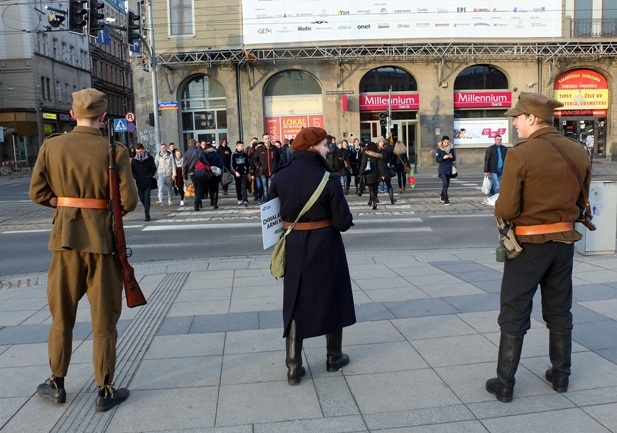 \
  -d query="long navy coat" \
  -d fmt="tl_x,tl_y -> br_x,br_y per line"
269,151 -> 356,339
